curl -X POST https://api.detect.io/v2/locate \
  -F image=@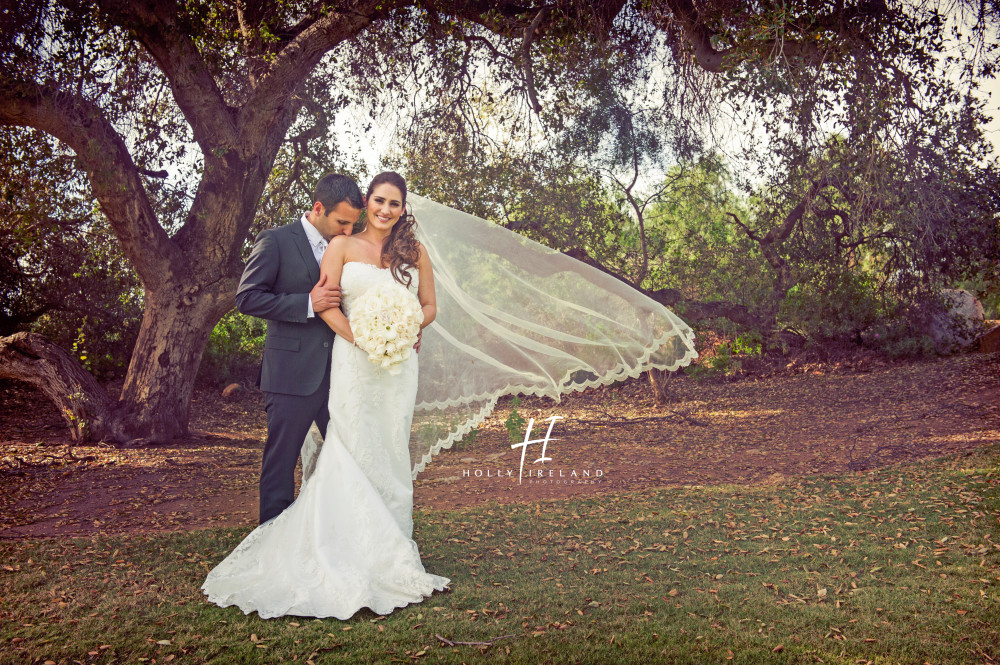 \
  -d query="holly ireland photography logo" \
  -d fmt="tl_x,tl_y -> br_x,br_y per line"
461,415 -> 605,485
